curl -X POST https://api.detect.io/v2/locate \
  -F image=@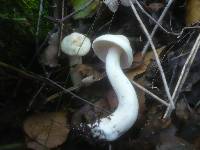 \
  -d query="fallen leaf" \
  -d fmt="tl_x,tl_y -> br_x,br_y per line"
75,64 -> 104,85
127,47 -> 164,80
186,0 -> 200,25
23,112 -> 70,149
